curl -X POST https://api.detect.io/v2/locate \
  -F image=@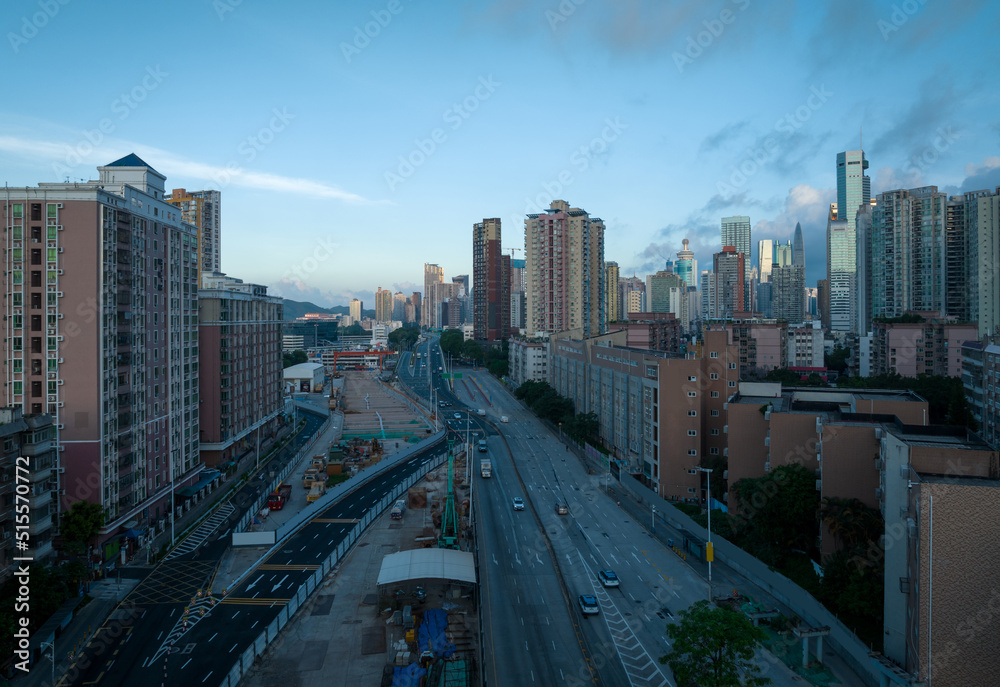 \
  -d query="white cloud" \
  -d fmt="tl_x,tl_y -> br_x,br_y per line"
0,134 -> 379,204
